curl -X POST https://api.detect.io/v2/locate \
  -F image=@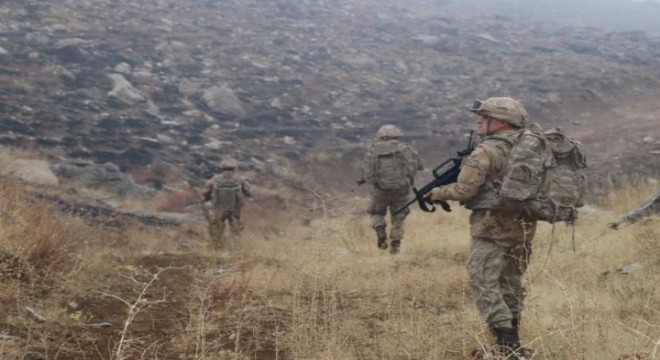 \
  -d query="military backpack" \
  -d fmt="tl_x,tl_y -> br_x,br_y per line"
212,175 -> 244,211
364,140 -> 417,190
496,125 -> 587,223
